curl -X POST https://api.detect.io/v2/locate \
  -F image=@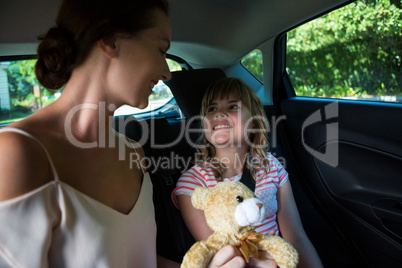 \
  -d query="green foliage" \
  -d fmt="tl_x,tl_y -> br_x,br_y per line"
167,58 -> 182,72
241,49 -> 263,82
287,0 -> 402,99
7,60 -> 38,101
7,59 -> 62,97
